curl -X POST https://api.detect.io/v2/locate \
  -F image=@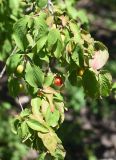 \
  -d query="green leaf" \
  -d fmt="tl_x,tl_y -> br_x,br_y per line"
65,1 -> 78,19
47,29 -> 61,49
38,50 -> 49,63
99,71 -> 112,97
28,17 -> 34,28
69,21 -> 80,35
71,50 -> 79,66
72,45 -> 84,67
53,93 -> 64,102
54,40 -> 63,58
25,62 -> 44,88
27,118 -> 49,133
38,131 -> 65,158
37,35 -> 48,52
0,39 -> 12,61
81,30 -> 93,44
26,34 -> 35,47
36,0 -> 47,8
69,21 -> 83,44
6,54 -> 22,74
31,97 -> 42,115
54,101 -> 65,125
20,108 -> 31,118
9,0 -> 20,10
14,16 -> 29,51
54,143 -> 66,160
78,47 -> 84,67
45,107 -> 60,127
68,70 -> 78,86
21,121 -> 30,139
77,10 -> 89,24
82,69 -> 99,98
17,126 -> 23,139
38,131 -> 57,156
38,152 -> 47,160
112,82 -> 116,90
33,50 -> 49,64
34,14 -> 48,40
11,118 -> 20,134
44,73 -> 54,87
